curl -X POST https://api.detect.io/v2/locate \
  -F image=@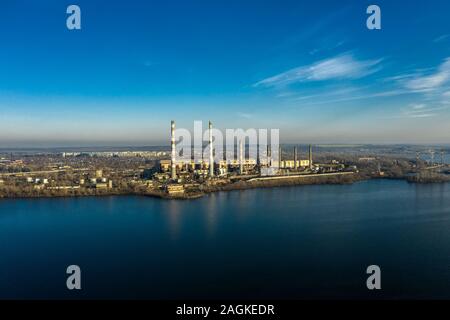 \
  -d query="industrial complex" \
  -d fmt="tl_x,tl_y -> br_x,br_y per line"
153,120 -> 355,196
2,120 -> 448,200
